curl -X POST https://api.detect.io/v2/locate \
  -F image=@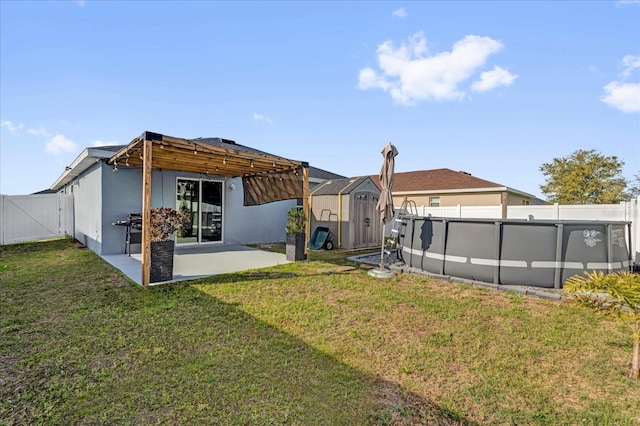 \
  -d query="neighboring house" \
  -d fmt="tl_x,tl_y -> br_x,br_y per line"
309,176 -> 381,249
370,168 -> 545,210
50,133 -> 339,257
